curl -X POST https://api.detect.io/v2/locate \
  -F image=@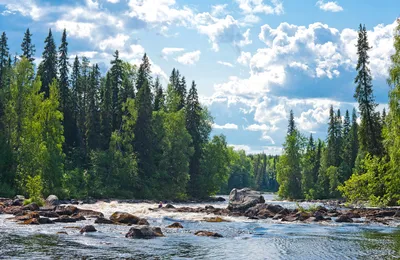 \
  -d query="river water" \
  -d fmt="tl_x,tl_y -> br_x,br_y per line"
0,194 -> 399,259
